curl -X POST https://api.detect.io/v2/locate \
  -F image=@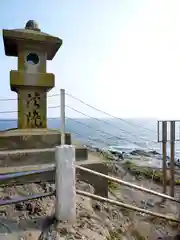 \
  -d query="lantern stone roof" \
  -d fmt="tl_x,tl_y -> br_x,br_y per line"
2,20 -> 62,60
